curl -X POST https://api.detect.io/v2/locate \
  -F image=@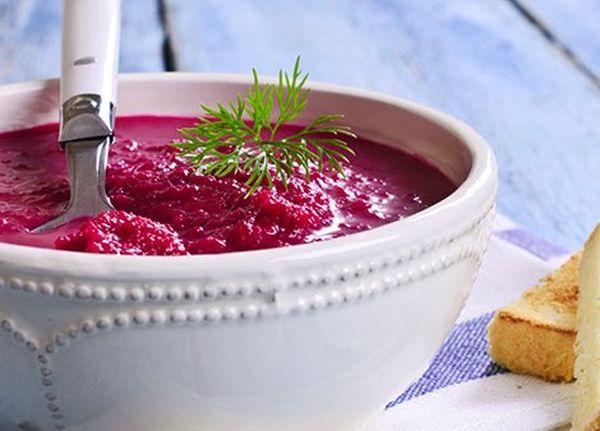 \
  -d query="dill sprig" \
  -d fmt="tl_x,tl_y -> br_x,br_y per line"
172,57 -> 356,197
